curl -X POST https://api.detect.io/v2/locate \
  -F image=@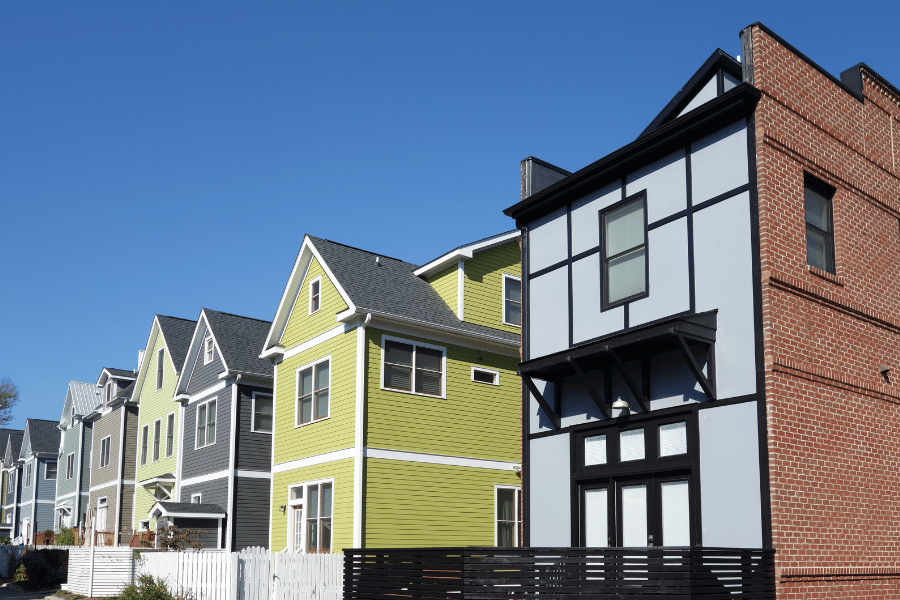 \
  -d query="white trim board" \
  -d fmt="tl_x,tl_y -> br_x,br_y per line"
180,469 -> 230,488
282,323 -> 355,361
364,448 -> 520,471
272,448 -> 355,474
235,470 -> 272,479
